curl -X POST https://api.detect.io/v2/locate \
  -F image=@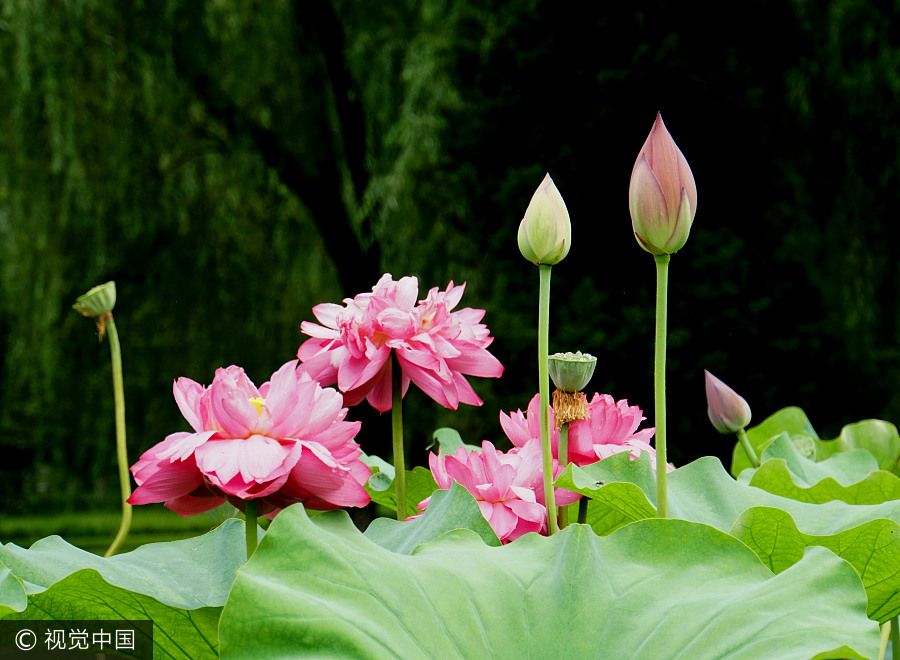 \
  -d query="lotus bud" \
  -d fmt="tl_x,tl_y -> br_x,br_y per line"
73,281 -> 117,340
548,351 -> 596,393
549,351 -> 596,427
629,113 -> 697,256
517,173 -> 571,265
704,370 -> 752,434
